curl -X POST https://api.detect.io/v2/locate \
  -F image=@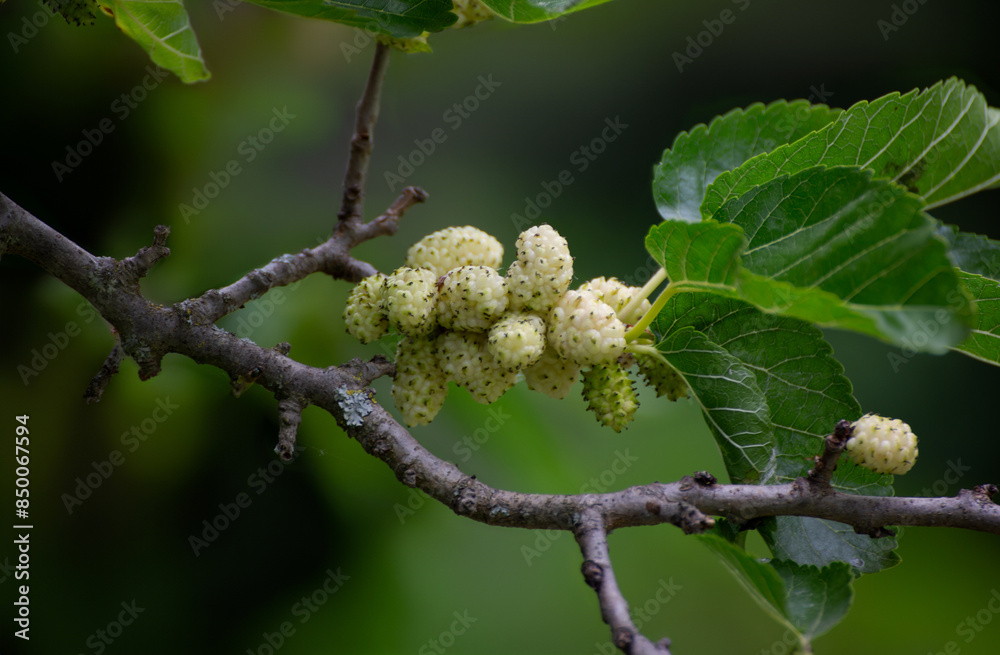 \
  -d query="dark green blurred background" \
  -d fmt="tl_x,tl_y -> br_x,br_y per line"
2,1 -> 1000,653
